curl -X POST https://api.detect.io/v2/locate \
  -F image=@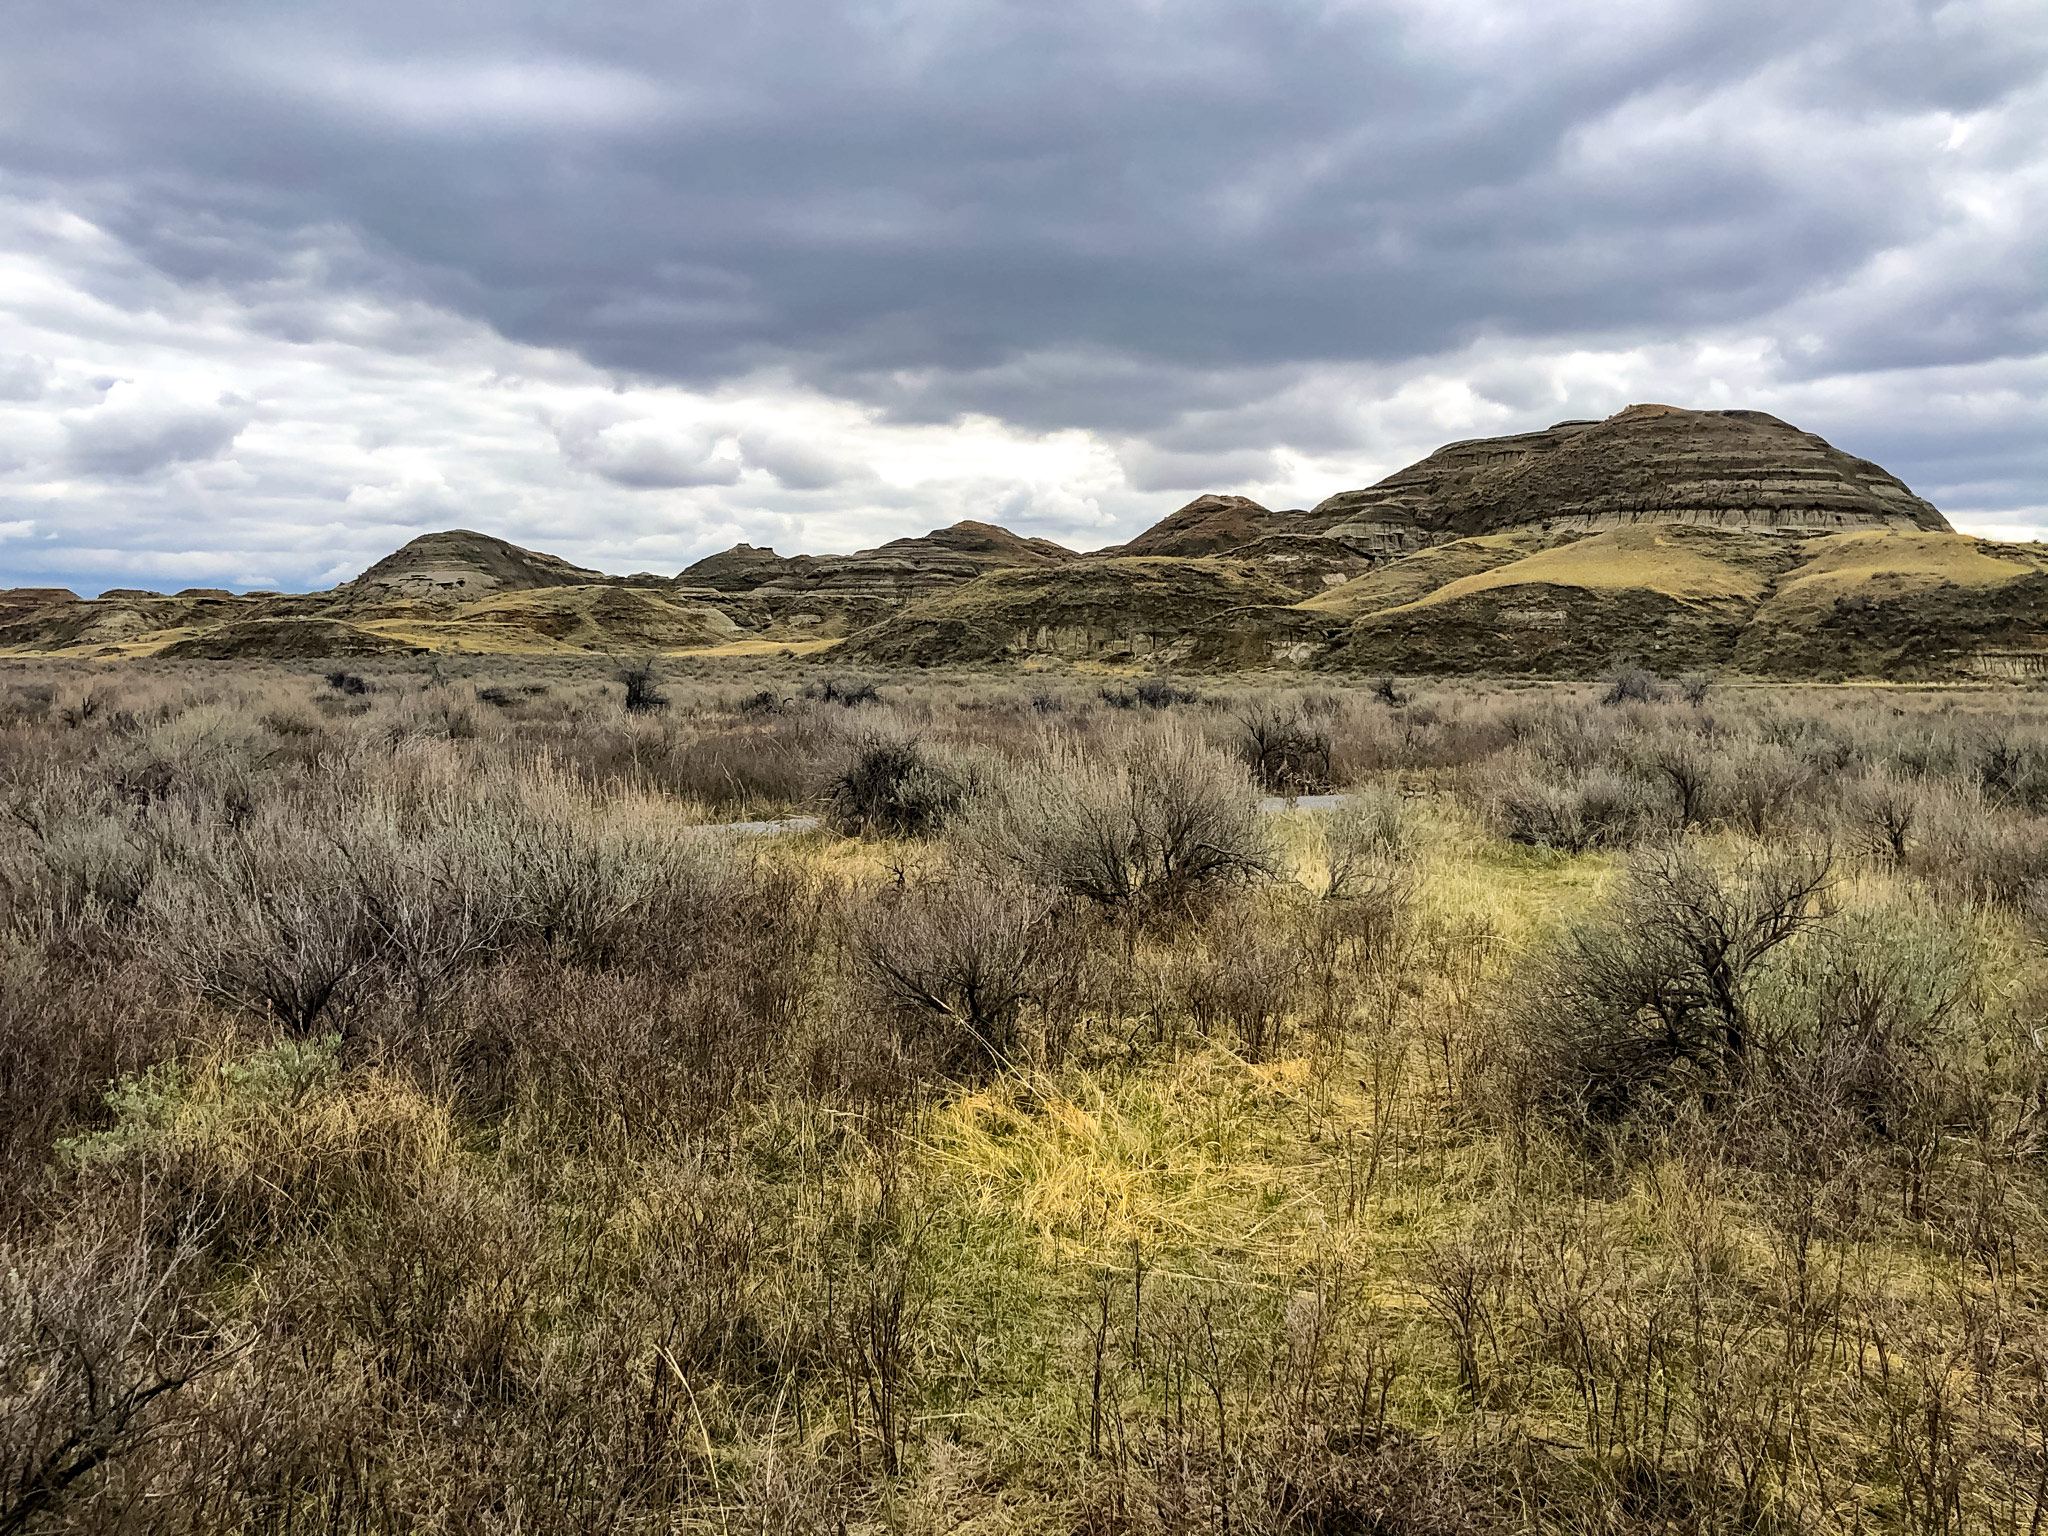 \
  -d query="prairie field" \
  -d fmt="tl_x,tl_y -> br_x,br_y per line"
5,658 -> 2048,1534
